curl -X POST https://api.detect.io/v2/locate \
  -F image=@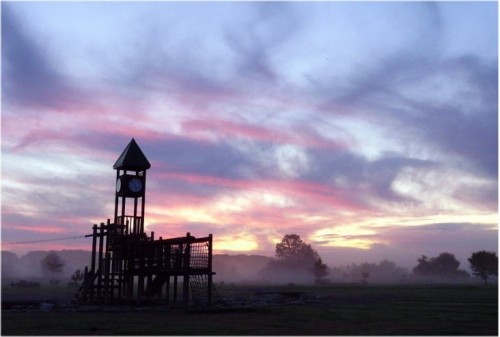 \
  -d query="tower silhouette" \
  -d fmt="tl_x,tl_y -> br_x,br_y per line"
77,138 -> 216,307
113,138 -> 150,235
